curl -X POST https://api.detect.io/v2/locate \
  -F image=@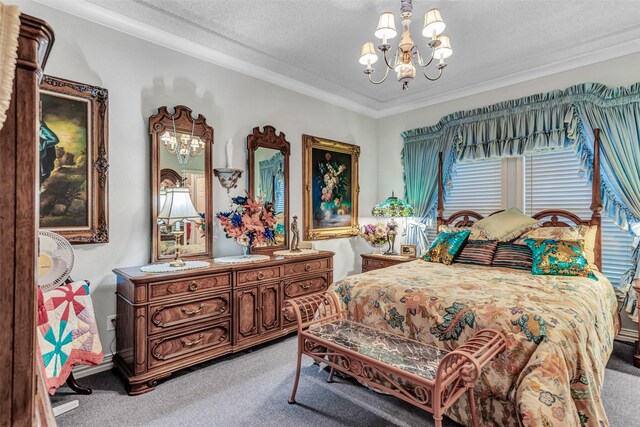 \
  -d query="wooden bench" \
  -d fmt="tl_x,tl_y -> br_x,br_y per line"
284,292 -> 506,427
